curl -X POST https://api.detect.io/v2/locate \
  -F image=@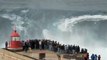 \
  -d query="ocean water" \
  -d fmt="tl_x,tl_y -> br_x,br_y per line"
0,8 -> 107,60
